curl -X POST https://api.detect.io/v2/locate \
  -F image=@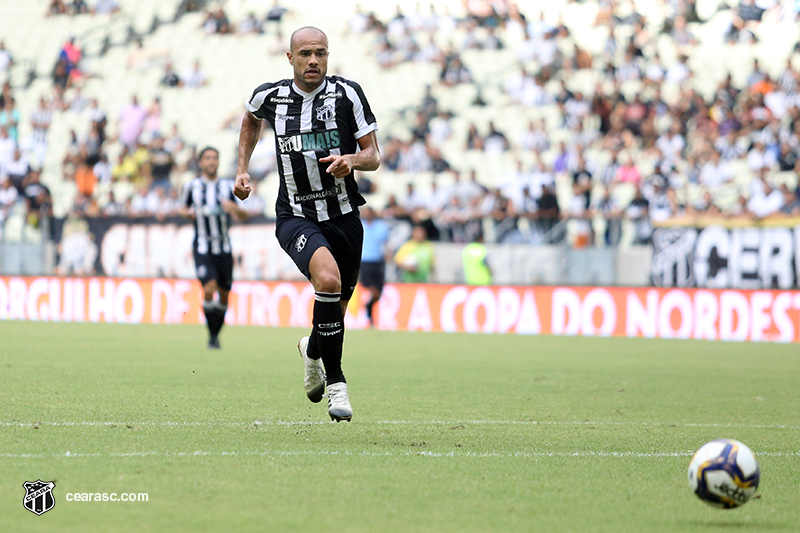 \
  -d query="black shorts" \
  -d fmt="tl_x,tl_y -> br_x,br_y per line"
359,261 -> 385,292
276,212 -> 364,301
193,250 -> 234,291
